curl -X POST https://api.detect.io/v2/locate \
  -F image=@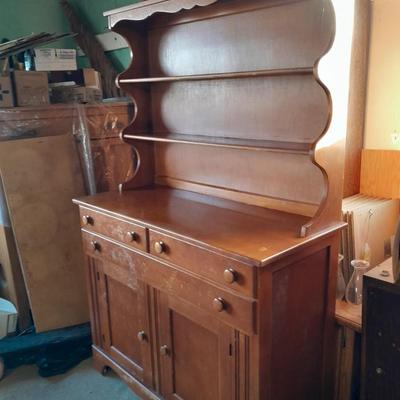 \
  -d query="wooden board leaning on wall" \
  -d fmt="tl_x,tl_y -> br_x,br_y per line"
360,149 -> 400,199
0,135 -> 89,332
